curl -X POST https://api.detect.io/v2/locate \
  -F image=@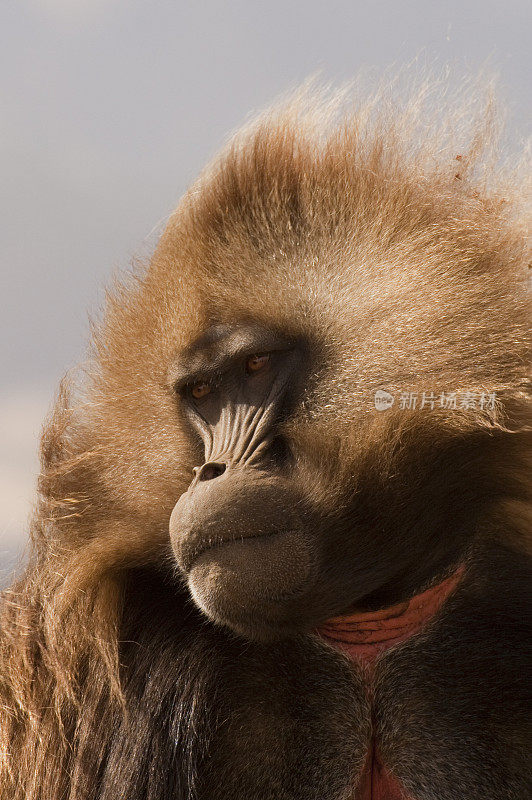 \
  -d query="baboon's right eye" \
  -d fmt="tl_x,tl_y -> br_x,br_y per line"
190,382 -> 212,400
